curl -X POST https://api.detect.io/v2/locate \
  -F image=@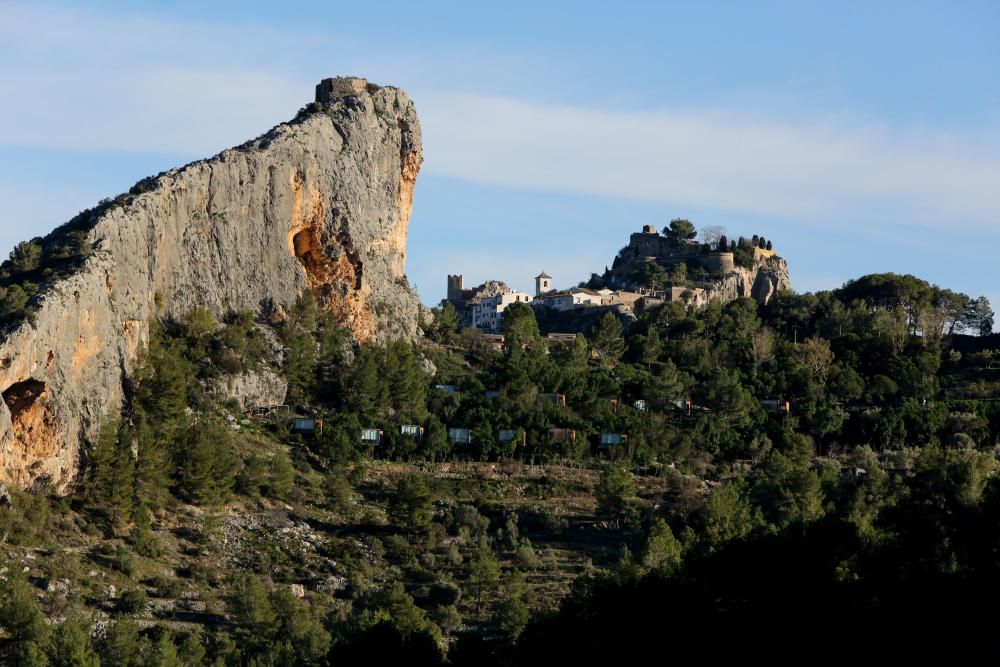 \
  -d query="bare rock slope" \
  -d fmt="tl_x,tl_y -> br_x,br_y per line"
0,77 -> 422,492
